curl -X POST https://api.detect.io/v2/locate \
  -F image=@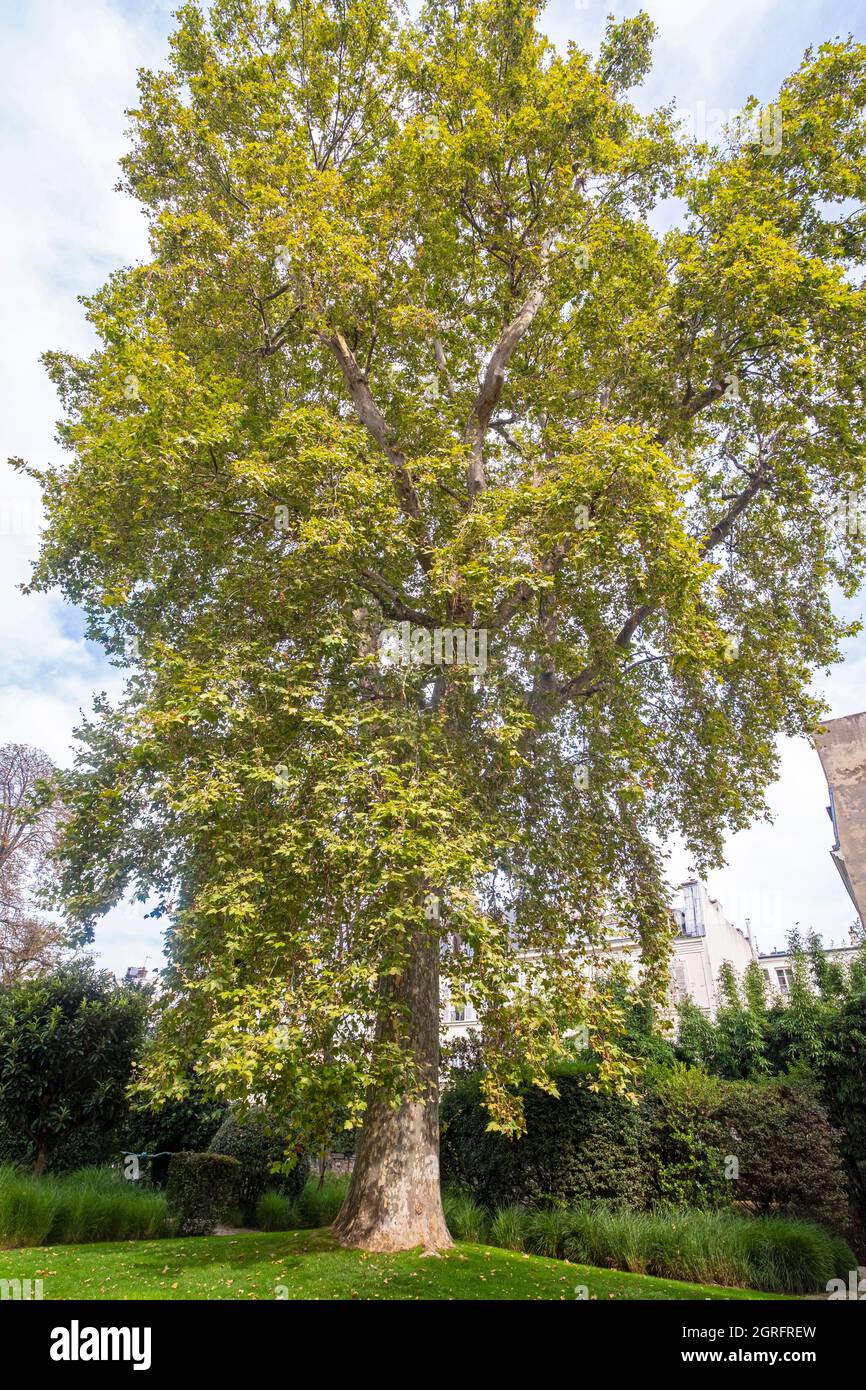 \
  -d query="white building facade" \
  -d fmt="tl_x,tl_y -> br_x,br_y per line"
441,879 -> 855,1038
